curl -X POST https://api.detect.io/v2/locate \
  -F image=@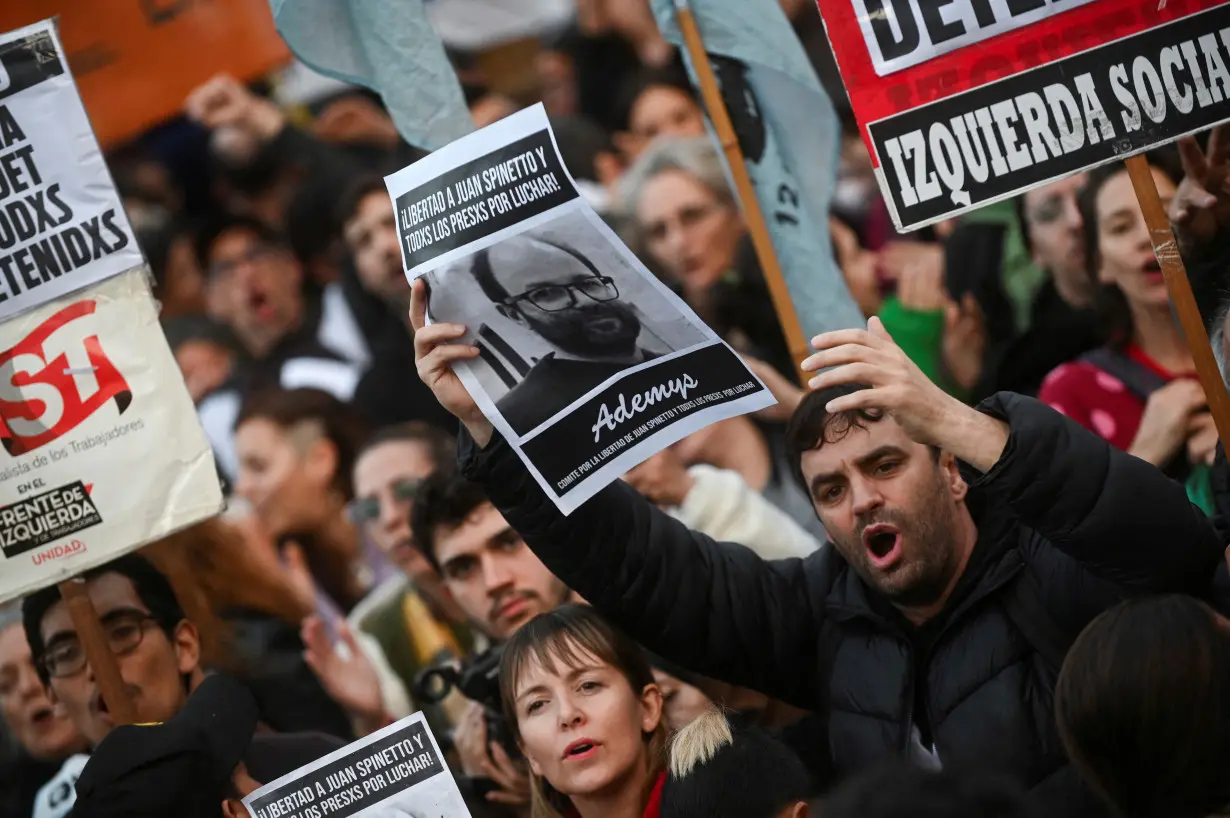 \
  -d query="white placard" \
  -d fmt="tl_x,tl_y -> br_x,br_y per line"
384,105 -> 774,515
243,712 -> 471,818
0,267 -> 223,604
0,19 -> 143,320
